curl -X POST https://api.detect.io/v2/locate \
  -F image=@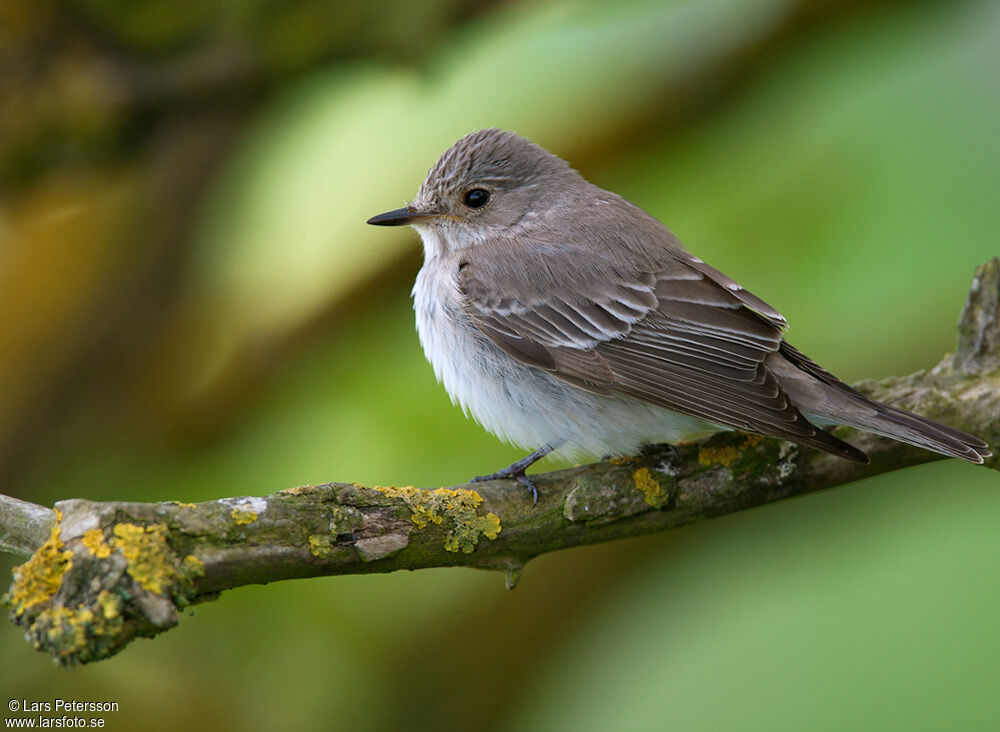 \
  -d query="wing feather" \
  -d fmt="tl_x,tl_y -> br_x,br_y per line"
457,236 -> 866,461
